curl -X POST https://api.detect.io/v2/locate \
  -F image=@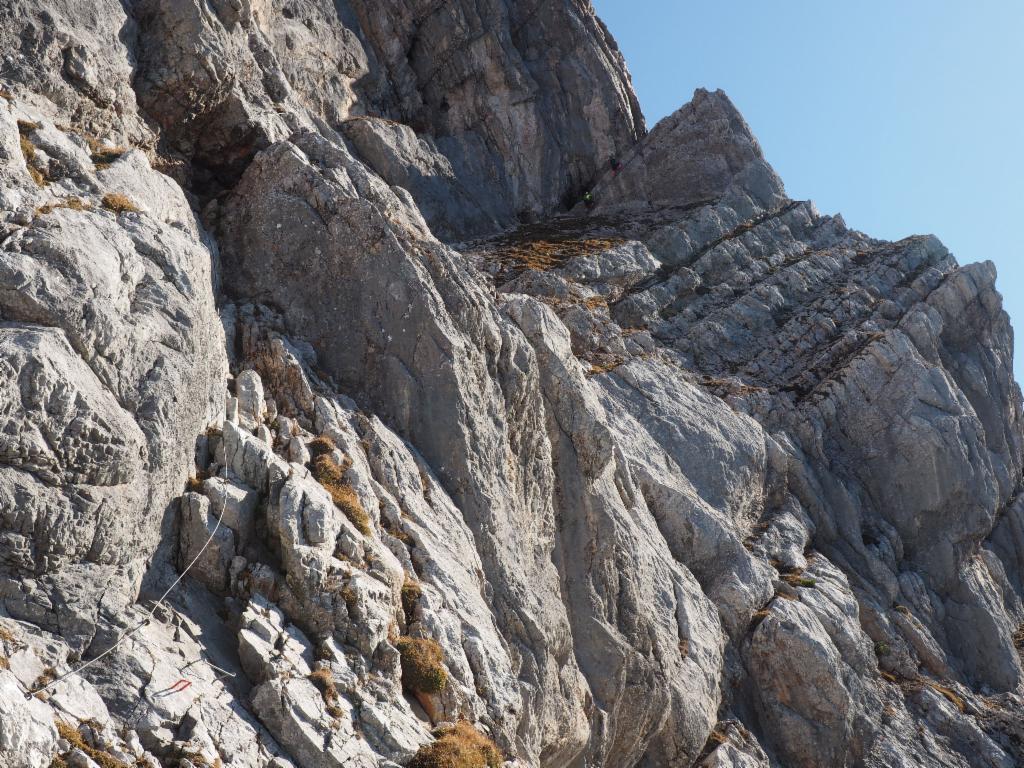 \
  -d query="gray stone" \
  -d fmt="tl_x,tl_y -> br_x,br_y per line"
3,3 -> 1024,767
236,370 -> 267,431
0,671 -> 57,768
